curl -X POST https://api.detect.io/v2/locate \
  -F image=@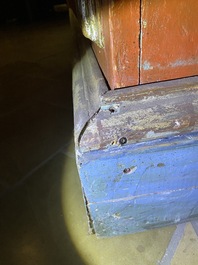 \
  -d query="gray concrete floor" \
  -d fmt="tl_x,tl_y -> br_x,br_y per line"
0,13 -> 198,265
